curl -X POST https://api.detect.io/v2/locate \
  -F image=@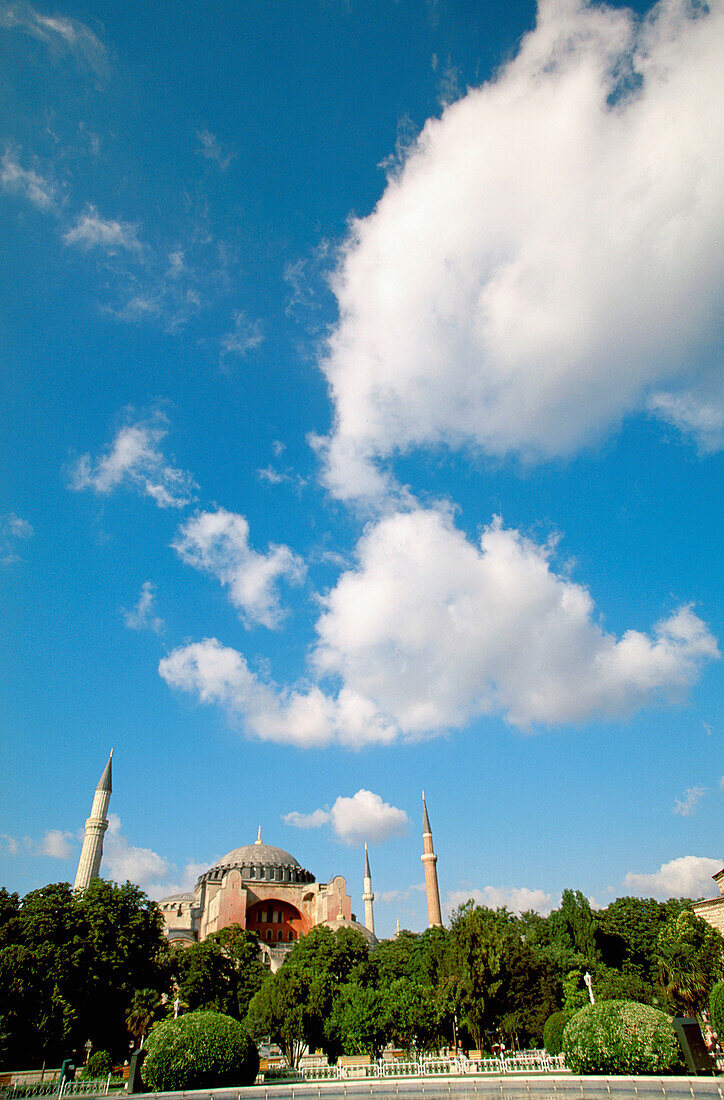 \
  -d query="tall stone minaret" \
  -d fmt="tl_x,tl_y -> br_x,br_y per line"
362,842 -> 375,935
421,790 -> 442,927
73,750 -> 113,891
